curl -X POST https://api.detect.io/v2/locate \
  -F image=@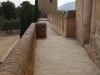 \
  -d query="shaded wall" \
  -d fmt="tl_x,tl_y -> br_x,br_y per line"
76,0 -> 84,44
89,0 -> 100,69
76,0 -> 100,69
82,0 -> 92,44
76,0 -> 92,45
